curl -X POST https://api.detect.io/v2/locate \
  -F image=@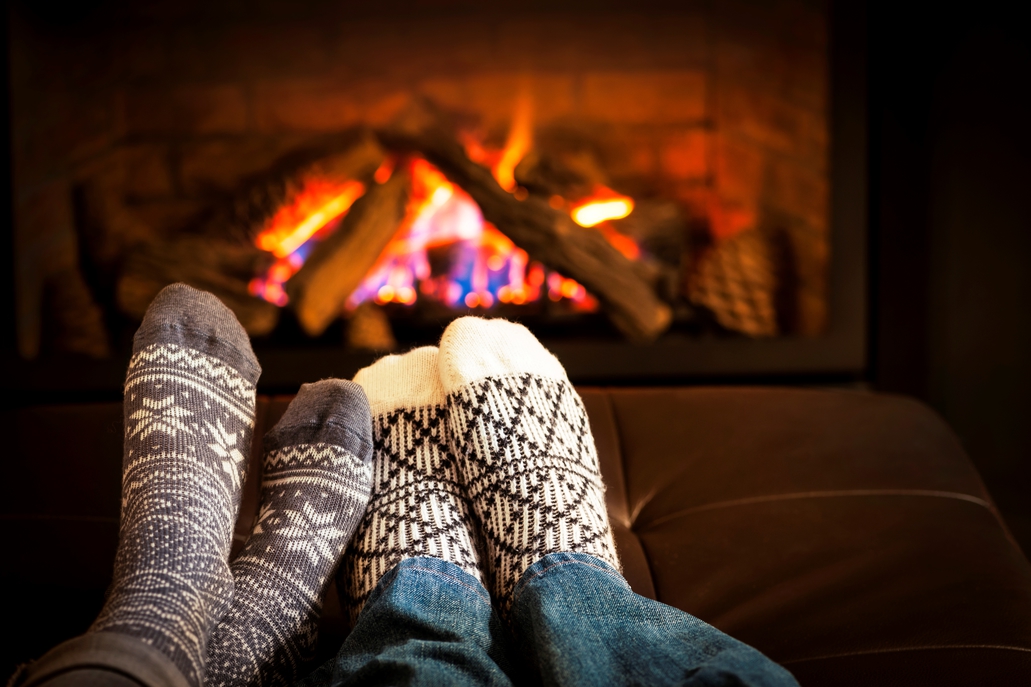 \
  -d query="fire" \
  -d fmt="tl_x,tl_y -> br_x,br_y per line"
568,186 -> 639,260
493,92 -> 533,192
249,179 -> 365,306
597,223 -> 641,260
373,156 -> 396,185
256,180 -> 365,257
346,157 -> 595,312
571,190 -> 635,228
462,89 -> 533,194
249,102 -> 639,318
